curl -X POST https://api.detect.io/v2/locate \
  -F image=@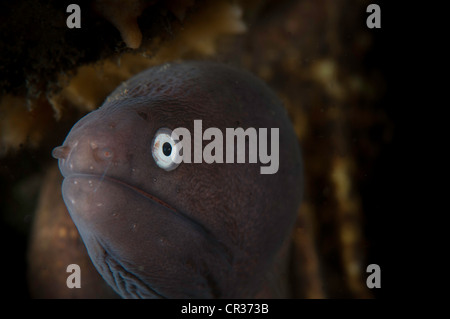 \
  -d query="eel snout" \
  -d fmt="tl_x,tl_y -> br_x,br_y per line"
52,137 -> 117,179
